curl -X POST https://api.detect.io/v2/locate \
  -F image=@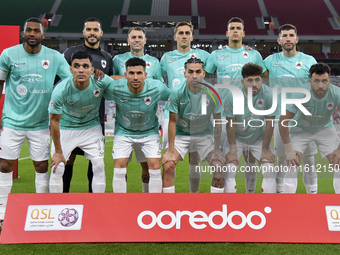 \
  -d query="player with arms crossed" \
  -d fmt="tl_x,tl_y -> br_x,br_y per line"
112,27 -> 162,193
224,63 -> 276,193
162,57 -> 225,193
161,22 -> 210,193
205,17 -> 267,193
264,24 -> 318,193
104,58 -> 170,193
279,63 -> 340,193
49,51 -> 114,193
0,18 -> 71,228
